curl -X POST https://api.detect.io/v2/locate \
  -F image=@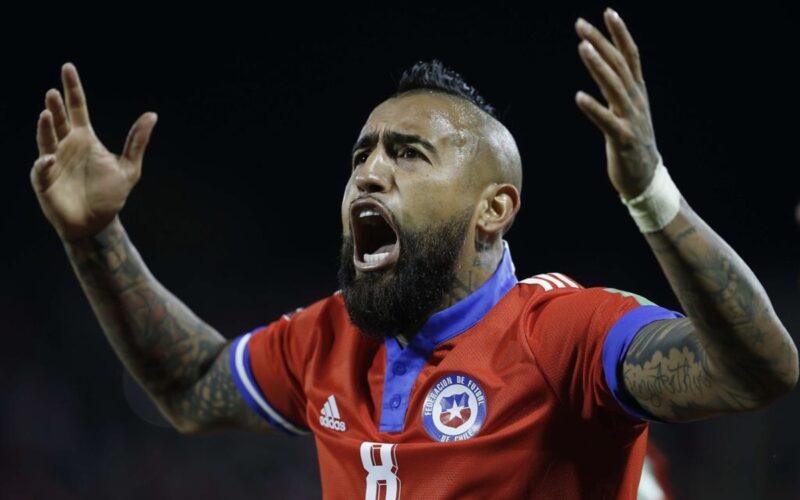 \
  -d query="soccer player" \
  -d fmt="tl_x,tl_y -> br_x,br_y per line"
30,8 -> 797,499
